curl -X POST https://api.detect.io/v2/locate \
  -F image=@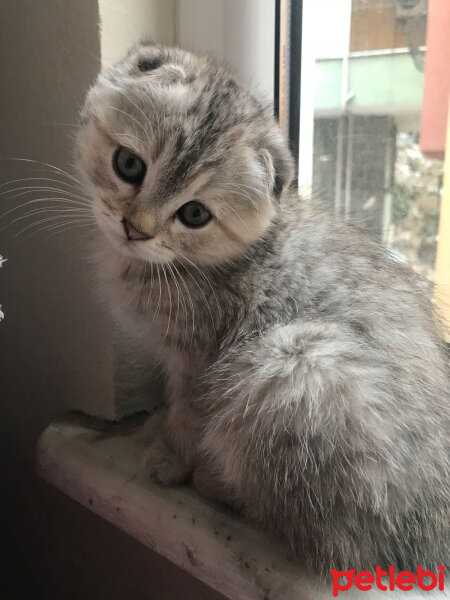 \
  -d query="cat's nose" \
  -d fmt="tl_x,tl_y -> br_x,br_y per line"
122,218 -> 152,241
